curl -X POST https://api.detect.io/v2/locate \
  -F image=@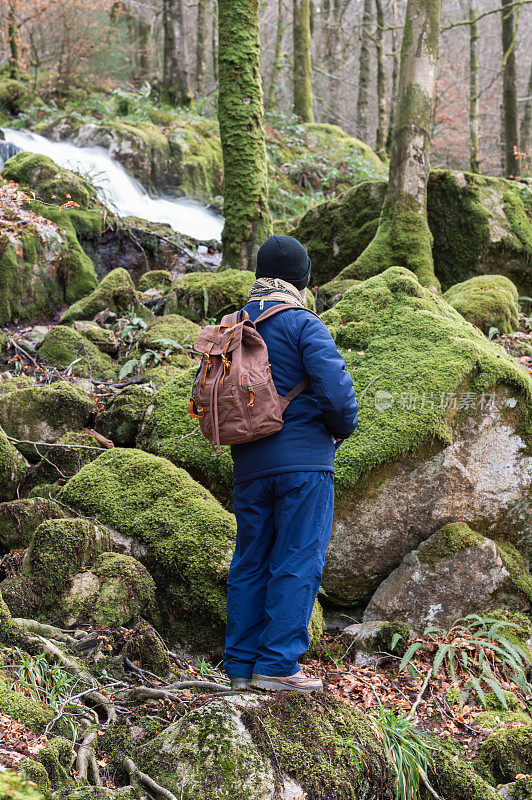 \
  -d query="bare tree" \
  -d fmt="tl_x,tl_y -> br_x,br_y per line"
195,0 -> 208,95
162,0 -> 192,105
293,0 -> 314,121
501,0 -> 520,176
469,0 -> 480,171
